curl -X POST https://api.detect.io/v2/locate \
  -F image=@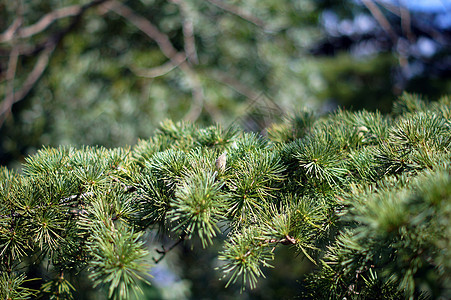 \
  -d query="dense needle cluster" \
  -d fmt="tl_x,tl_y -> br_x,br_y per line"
0,94 -> 450,299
